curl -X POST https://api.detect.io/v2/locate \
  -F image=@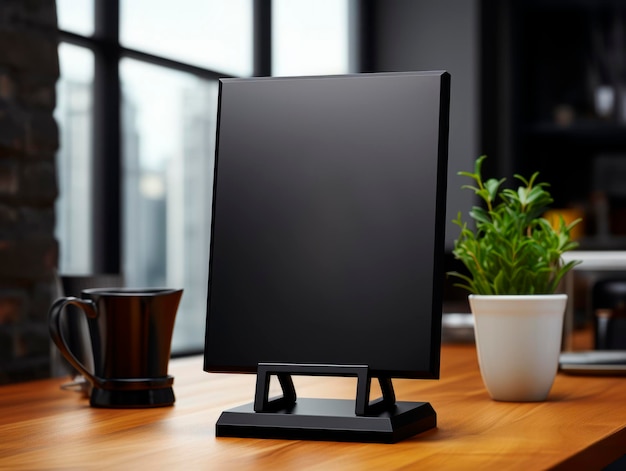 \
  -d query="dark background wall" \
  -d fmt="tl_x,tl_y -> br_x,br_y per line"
368,0 -> 480,250
0,0 -> 59,383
